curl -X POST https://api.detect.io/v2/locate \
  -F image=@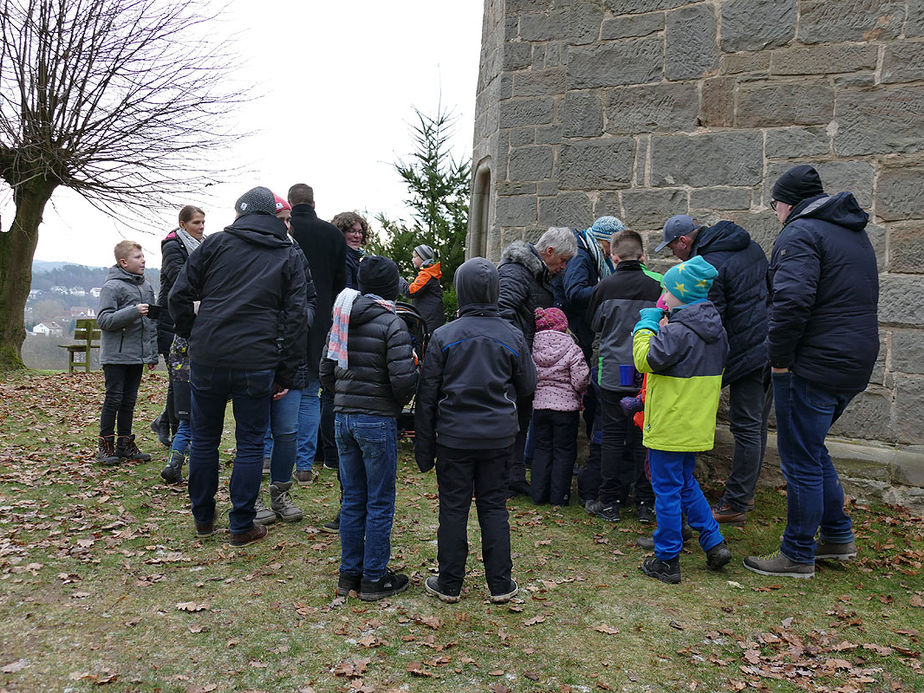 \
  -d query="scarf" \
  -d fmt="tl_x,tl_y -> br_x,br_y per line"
175,226 -> 201,256
579,228 -> 612,280
328,288 -> 360,369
